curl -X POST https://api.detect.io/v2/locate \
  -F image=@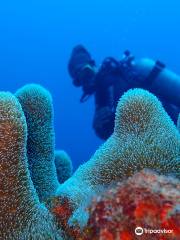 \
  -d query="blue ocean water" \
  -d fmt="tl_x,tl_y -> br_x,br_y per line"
0,0 -> 179,170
